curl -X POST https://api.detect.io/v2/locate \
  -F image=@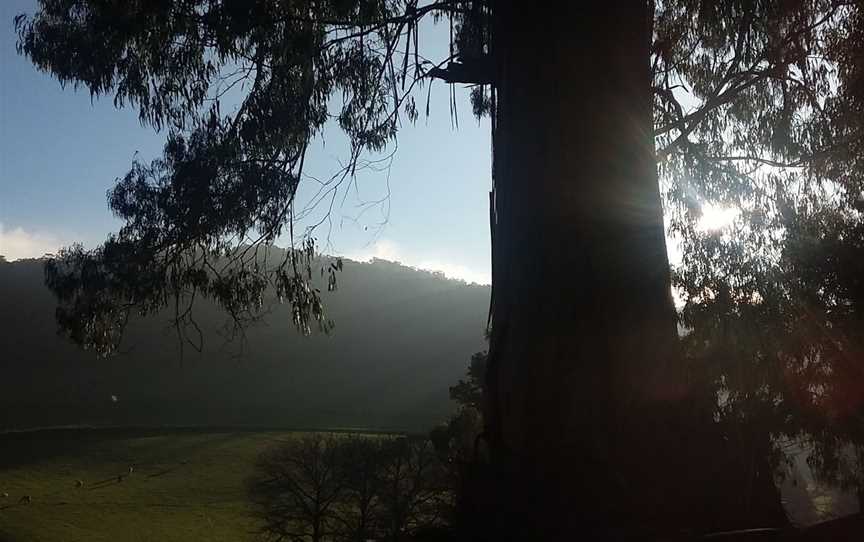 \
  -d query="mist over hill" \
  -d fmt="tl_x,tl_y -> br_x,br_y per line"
0,256 -> 489,432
